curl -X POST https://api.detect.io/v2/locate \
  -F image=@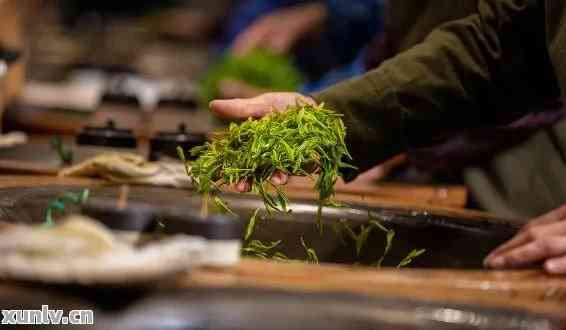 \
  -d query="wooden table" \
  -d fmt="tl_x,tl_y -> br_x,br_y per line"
184,260 -> 566,317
